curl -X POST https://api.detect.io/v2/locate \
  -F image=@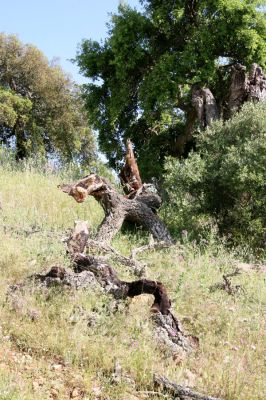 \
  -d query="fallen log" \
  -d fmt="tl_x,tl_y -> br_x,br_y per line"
67,220 -> 196,354
154,375 -> 222,400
